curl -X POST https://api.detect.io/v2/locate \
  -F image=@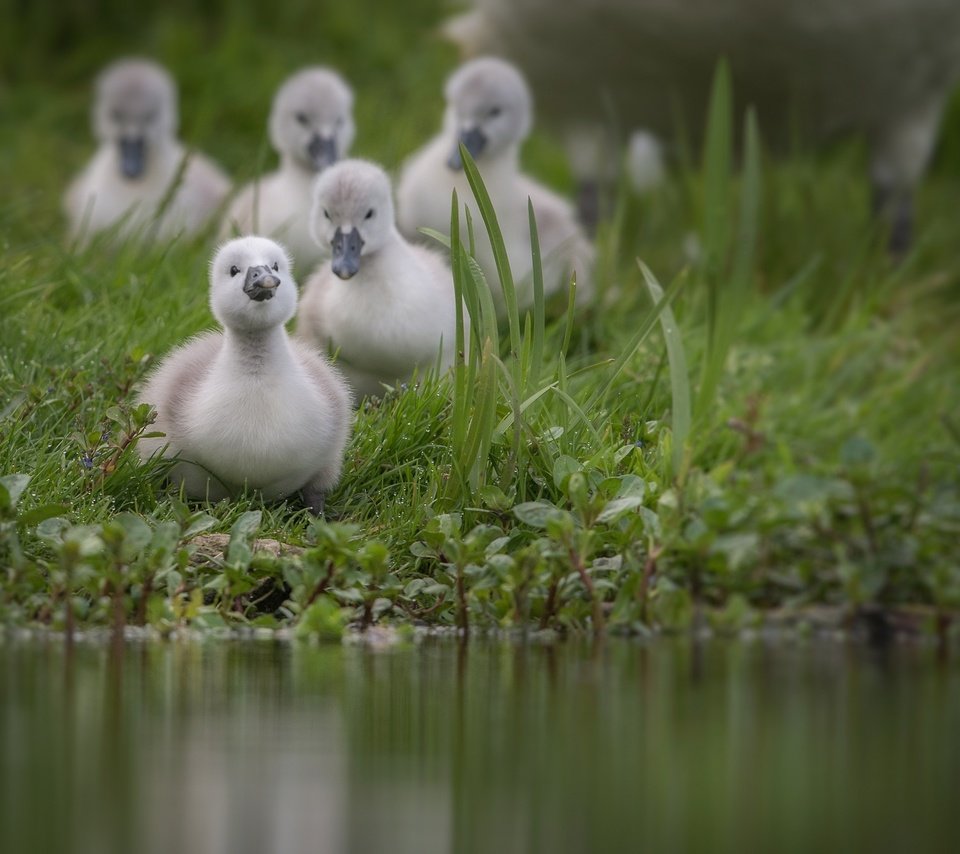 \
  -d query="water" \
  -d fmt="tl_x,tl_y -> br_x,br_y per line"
1,636 -> 958,854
